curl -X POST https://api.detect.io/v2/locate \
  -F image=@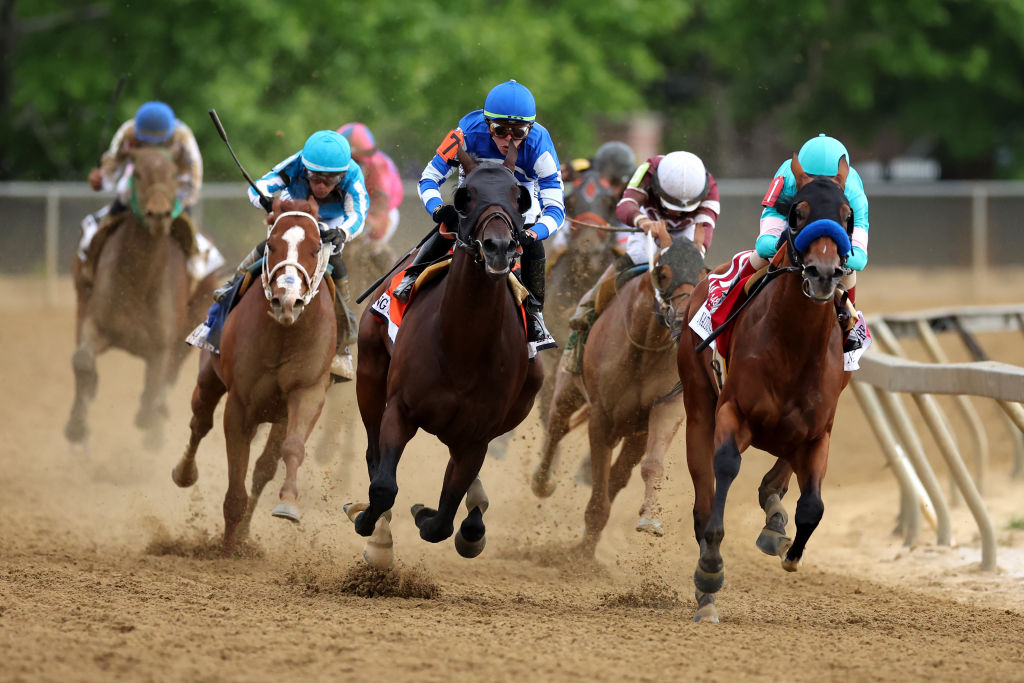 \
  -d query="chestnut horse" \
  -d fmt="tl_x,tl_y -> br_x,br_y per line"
348,142 -> 542,567
677,156 -> 854,622
172,199 -> 335,556
532,234 -> 706,554
65,147 -> 215,450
